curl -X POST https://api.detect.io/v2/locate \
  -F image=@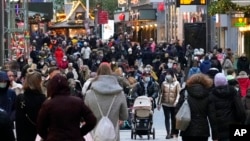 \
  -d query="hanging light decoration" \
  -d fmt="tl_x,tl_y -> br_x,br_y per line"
119,13 -> 125,21
158,2 -> 164,12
